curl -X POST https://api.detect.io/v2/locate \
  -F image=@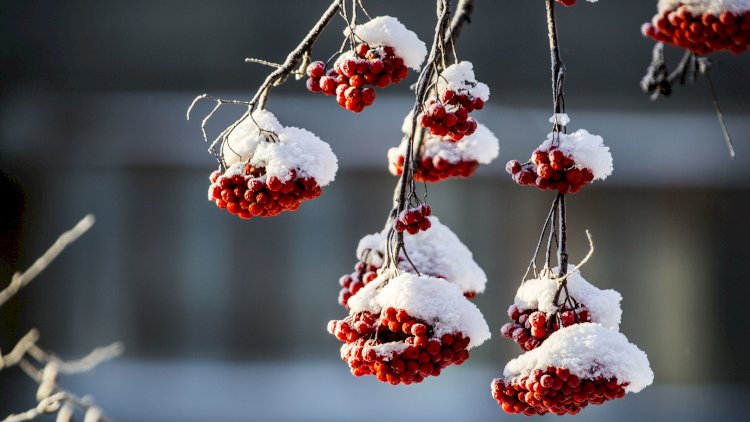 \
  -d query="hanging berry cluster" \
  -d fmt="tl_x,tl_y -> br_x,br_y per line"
337,216 -> 487,309
492,0 -> 653,416
419,61 -> 489,141
306,16 -> 427,112
388,112 -> 499,183
643,0 -> 750,55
